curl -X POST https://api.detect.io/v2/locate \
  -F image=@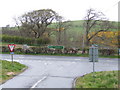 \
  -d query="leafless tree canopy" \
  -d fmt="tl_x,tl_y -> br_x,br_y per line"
17,9 -> 58,38
83,8 -> 113,46
55,16 -> 71,45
